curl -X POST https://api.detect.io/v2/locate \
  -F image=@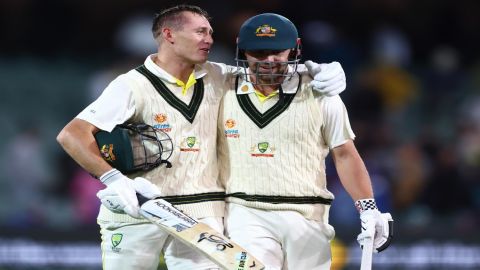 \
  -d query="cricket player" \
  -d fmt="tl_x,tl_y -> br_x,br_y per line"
218,13 -> 393,270
57,5 -> 347,270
